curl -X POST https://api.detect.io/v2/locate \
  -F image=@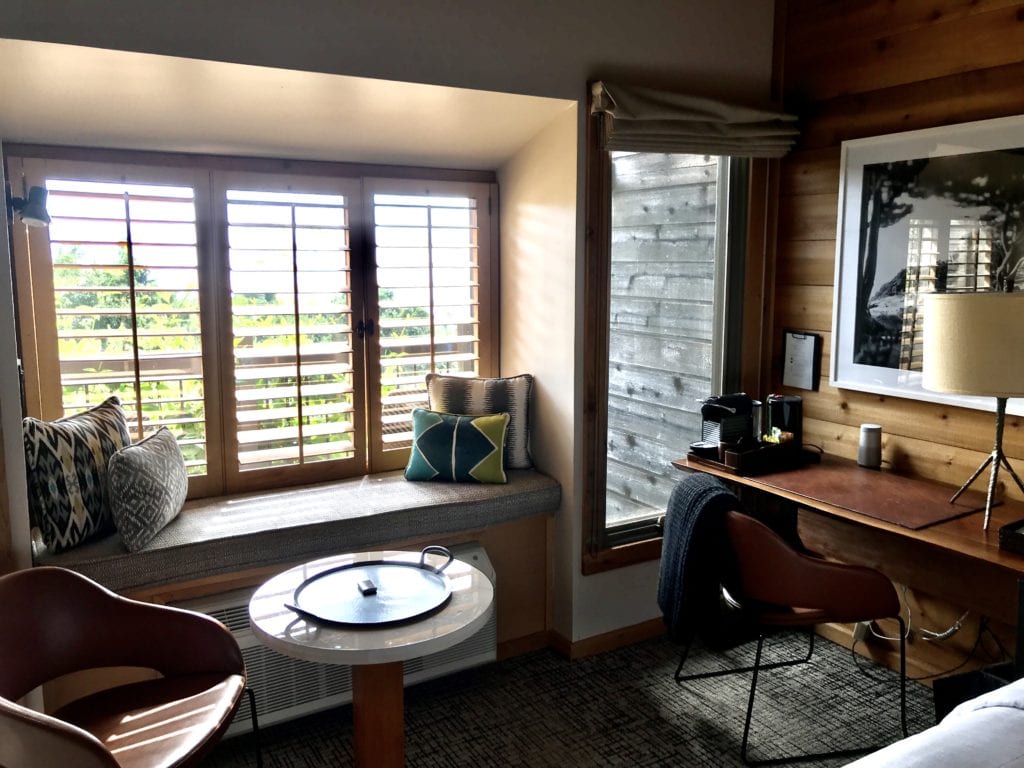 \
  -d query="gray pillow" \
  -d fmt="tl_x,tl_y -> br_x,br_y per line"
23,396 -> 131,552
426,373 -> 533,469
108,427 -> 188,552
